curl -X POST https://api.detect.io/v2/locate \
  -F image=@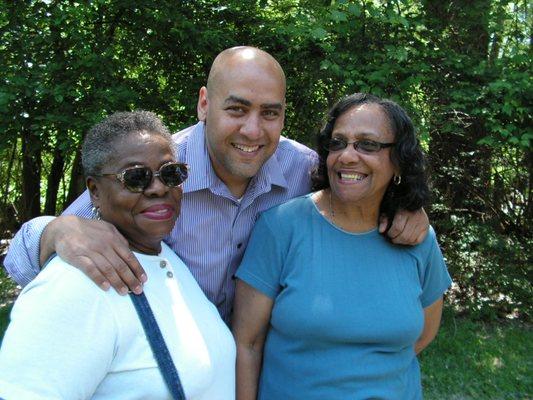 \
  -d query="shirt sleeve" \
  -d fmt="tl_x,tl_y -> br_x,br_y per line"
0,258 -> 117,399
235,212 -> 286,299
3,190 -> 93,287
418,227 -> 452,308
